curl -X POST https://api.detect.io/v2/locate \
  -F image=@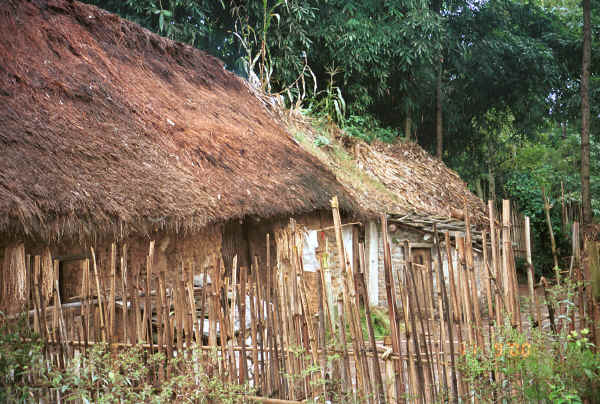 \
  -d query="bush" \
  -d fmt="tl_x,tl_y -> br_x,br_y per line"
459,319 -> 600,403
0,313 -> 253,403
52,344 -> 252,403
0,314 -> 47,403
